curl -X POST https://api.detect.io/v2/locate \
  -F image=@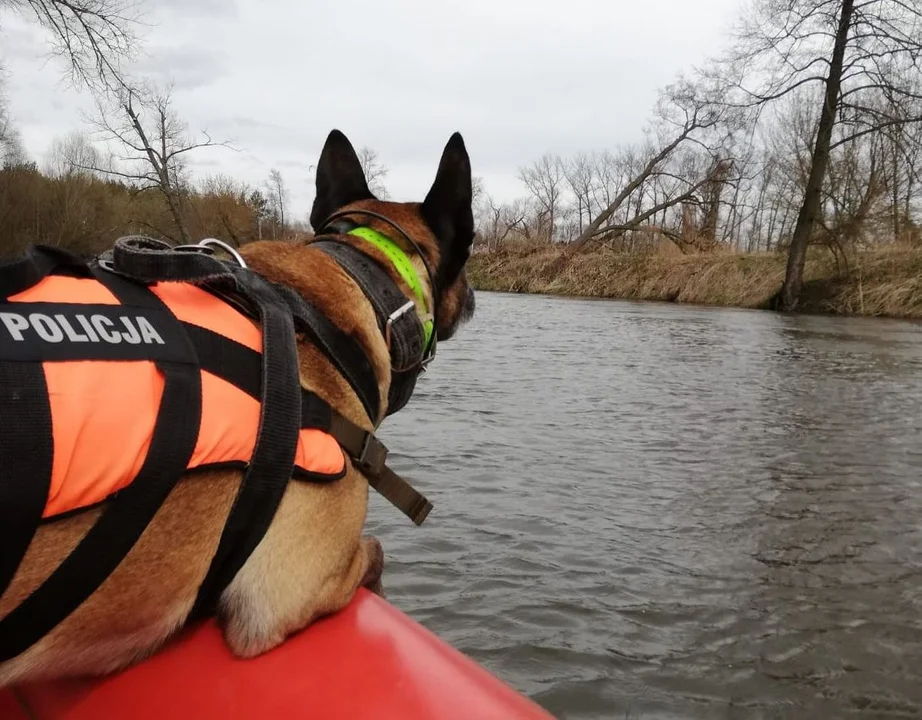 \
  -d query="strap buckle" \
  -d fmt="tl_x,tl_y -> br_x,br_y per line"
356,433 -> 389,476
384,300 -> 416,355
